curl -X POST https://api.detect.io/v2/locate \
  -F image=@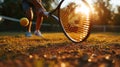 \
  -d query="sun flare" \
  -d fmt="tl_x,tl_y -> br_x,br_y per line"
75,4 -> 90,16
74,0 -> 95,16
